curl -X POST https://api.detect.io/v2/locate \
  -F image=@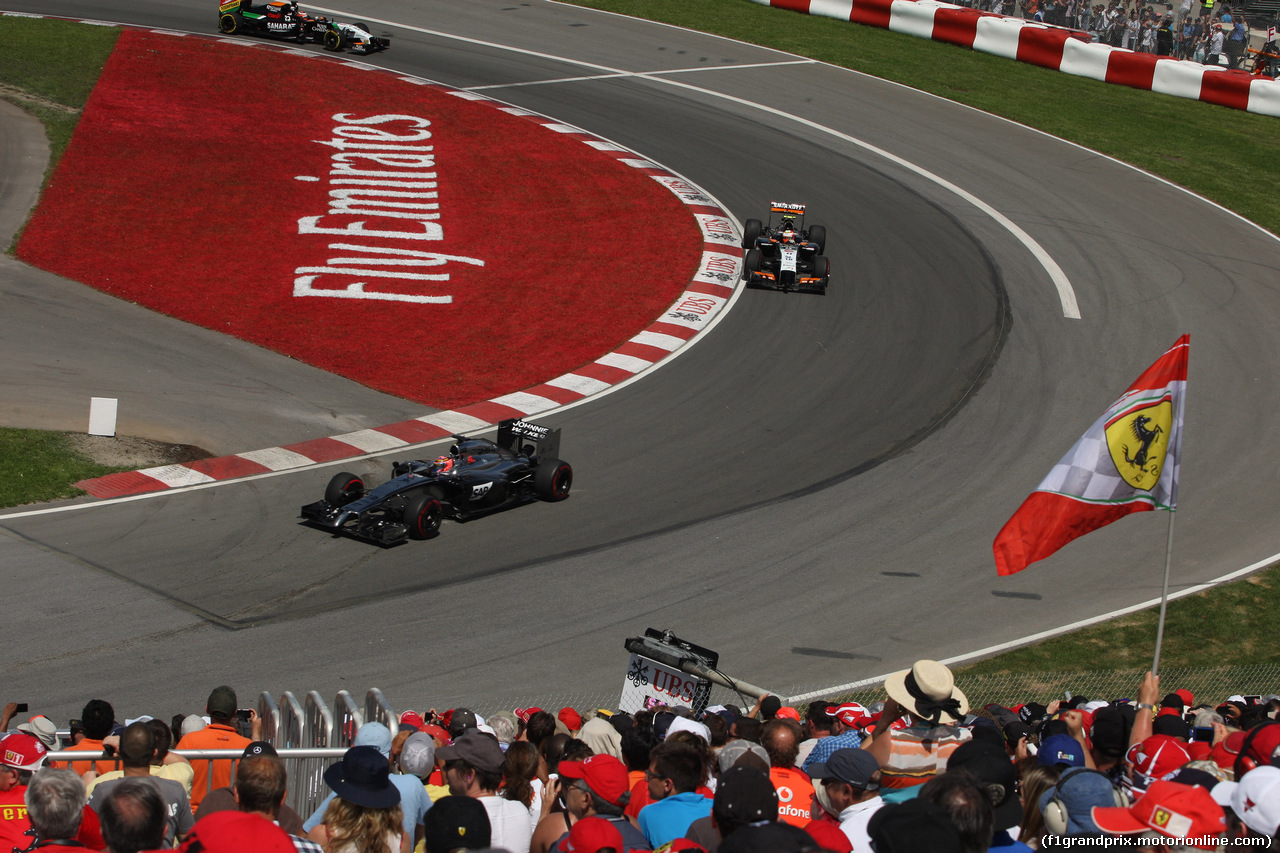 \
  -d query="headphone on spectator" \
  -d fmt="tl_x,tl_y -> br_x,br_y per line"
1041,767 -> 1128,835
1233,720 -> 1280,779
